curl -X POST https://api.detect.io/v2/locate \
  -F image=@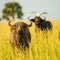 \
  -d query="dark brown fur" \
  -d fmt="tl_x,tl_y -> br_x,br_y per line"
9,22 -> 31,50
30,16 -> 53,31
